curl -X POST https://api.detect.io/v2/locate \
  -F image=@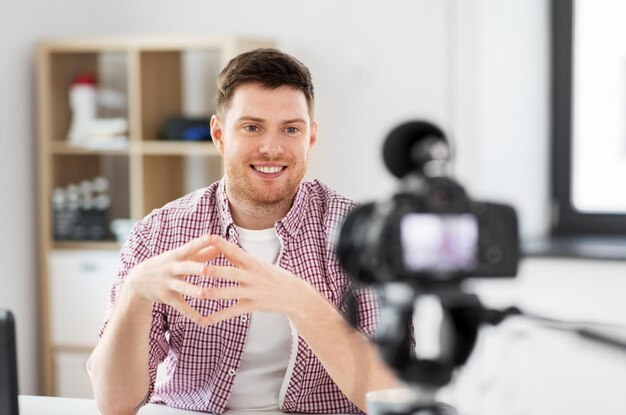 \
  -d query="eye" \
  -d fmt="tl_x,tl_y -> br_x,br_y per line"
243,125 -> 259,133
285,126 -> 299,134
